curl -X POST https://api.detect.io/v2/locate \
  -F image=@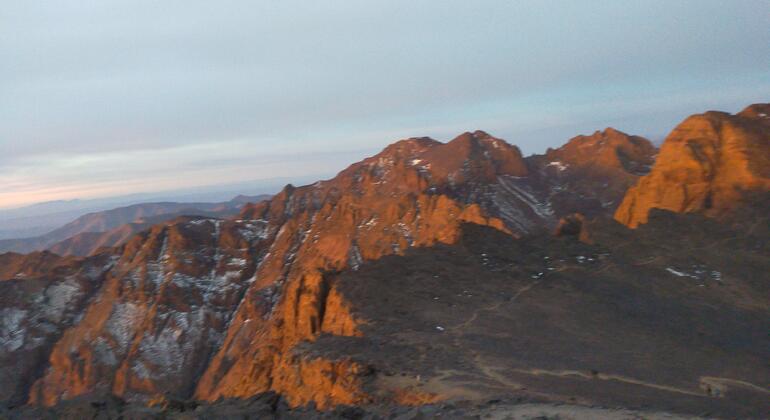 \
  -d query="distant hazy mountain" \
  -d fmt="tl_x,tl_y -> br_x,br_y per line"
0,176 -> 321,240
0,195 -> 270,255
